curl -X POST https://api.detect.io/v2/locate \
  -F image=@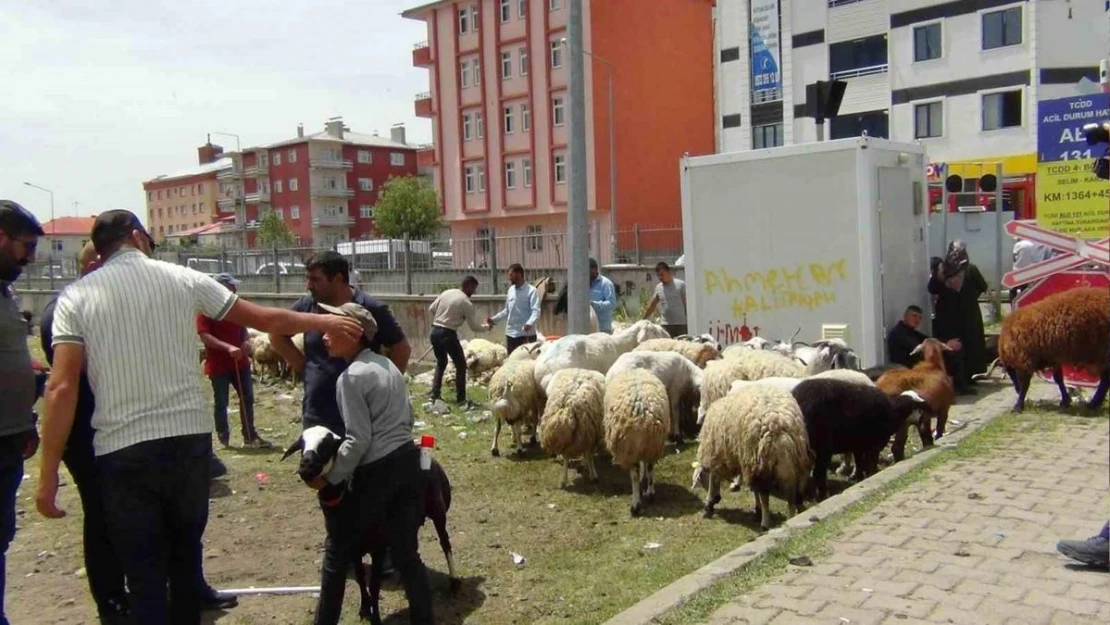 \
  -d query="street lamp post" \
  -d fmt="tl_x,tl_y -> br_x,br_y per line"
22,182 -> 55,281
211,131 -> 246,250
